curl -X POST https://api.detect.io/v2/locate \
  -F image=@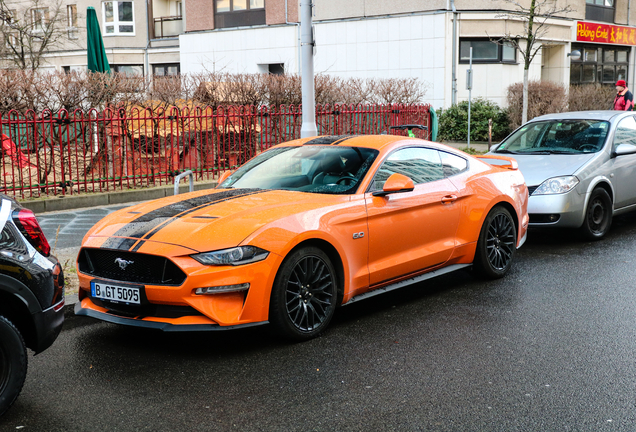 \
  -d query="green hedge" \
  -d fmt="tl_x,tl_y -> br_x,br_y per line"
437,98 -> 510,142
